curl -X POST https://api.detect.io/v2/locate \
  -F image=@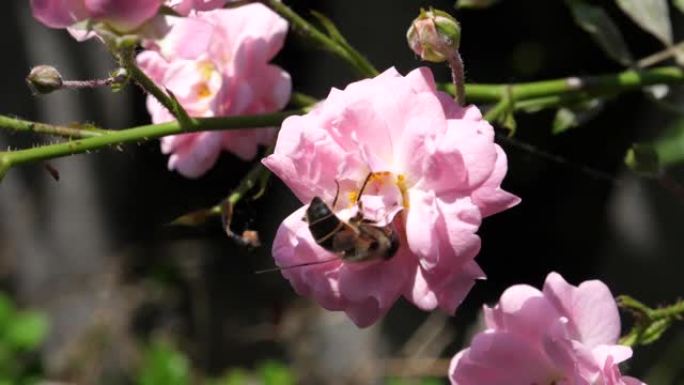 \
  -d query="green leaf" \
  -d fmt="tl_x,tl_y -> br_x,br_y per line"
552,99 -> 603,134
138,341 -> 190,385
641,318 -> 672,344
456,0 -> 501,9
675,0 -> 684,14
615,0 -> 672,45
0,293 -> 16,333
565,0 -> 633,66
5,312 -> 48,351
625,143 -> 660,175
310,11 -> 348,45
258,361 -> 295,385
